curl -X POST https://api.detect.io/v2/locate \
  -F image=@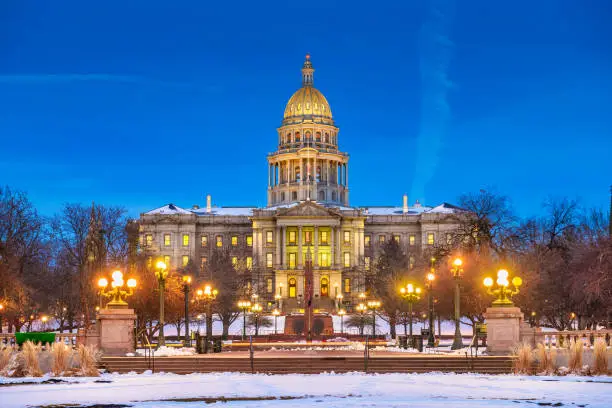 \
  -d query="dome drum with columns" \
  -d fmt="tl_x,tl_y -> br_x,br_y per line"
268,54 -> 349,207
